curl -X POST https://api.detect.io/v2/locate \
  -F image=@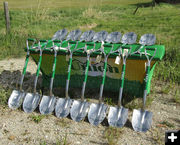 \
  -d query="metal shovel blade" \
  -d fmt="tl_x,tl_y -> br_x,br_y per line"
132,109 -> 153,132
55,98 -> 72,118
8,90 -> 26,109
70,100 -> 90,122
39,95 -> 56,115
23,92 -> 41,113
88,103 -> 108,126
108,106 -> 128,127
